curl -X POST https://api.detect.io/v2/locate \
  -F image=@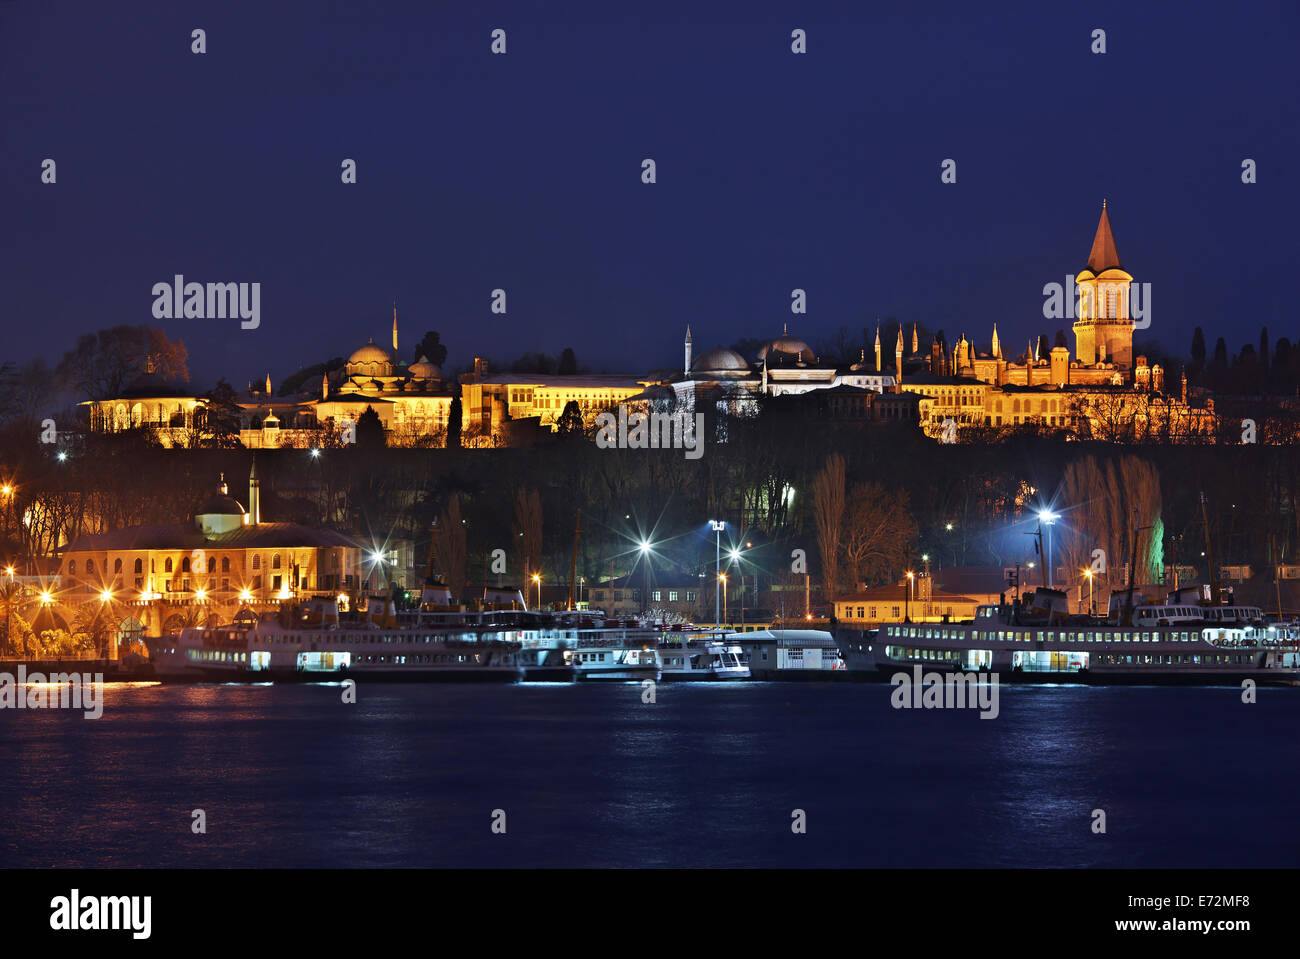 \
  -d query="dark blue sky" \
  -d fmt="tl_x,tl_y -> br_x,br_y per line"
4,0 -> 1297,389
